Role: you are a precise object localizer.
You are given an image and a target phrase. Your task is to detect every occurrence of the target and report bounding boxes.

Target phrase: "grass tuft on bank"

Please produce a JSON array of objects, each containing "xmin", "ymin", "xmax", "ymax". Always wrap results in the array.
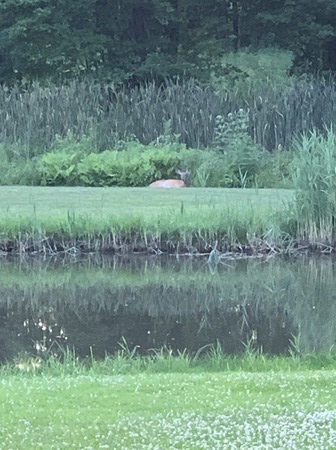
[{"xmin": 4, "ymin": 343, "xmax": 336, "ymax": 377}]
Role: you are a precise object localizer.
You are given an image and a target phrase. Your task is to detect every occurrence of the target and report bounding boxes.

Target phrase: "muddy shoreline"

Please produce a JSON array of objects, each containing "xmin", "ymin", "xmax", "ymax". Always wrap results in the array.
[{"xmin": 0, "ymin": 233, "xmax": 334, "ymax": 256}]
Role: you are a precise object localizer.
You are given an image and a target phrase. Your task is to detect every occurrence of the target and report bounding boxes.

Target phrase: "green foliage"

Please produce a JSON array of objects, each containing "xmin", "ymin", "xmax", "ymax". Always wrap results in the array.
[
  {"xmin": 38, "ymin": 150, "xmax": 83, "ymax": 186},
  {"xmin": 37, "ymin": 133, "xmax": 94, "ymax": 186},
  {"xmin": 214, "ymin": 109, "xmax": 250, "ymax": 149},
  {"xmin": 0, "ymin": 0, "xmax": 335, "ymax": 85},
  {"xmin": 0, "ymin": 132, "xmax": 291, "ymax": 188},
  {"xmin": 254, "ymin": 0, "xmax": 336, "ymax": 74},
  {"xmin": 292, "ymin": 128, "xmax": 336, "ymax": 236},
  {"xmin": 0, "ymin": 145, "xmax": 39, "ymax": 185},
  {"xmin": 194, "ymin": 151, "xmax": 239, "ymax": 188},
  {"xmin": 211, "ymin": 48, "xmax": 294, "ymax": 92},
  {"xmin": 212, "ymin": 110, "xmax": 269, "ymax": 187},
  {"xmin": 0, "ymin": 0, "xmax": 106, "ymax": 83},
  {"xmin": 52, "ymin": 132, "xmax": 94, "ymax": 155},
  {"xmin": 255, "ymin": 150, "xmax": 295, "ymax": 188},
  {"xmin": 195, "ymin": 110, "xmax": 292, "ymax": 189},
  {"xmin": 78, "ymin": 145, "xmax": 200, "ymax": 187},
  {"xmin": 37, "ymin": 142, "xmax": 202, "ymax": 187},
  {"xmin": 2, "ymin": 78, "xmax": 336, "ymax": 155}
]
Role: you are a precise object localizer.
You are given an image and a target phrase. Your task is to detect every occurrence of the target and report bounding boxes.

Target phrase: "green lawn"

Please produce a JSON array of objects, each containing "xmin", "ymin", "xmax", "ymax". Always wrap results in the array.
[
  {"xmin": 0, "ymin": 370, "xmax": 335, "ymax": 449},
  {"xmin": 0, "ymin": 186, "xmax": 292, "ymax": 220},
  {"xmin": 0, "ymin": 186, "xmax": 295, "ymax": 252}
]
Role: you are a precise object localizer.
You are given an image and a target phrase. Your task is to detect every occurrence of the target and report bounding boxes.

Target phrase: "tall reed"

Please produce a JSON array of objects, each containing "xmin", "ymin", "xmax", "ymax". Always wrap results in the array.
[
  {"xmin": 292, "ymin": 128, "xmax": 336, "ymax": 242},
  {"xmin": 1, "ymin": 78, "xmax": 336, "ymax": 155}
]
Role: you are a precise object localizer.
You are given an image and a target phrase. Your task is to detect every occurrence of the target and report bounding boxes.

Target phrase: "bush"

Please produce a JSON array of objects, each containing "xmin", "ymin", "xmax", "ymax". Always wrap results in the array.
[
  {"xmin": 36, "ymin": 133, "xmax": 95, "ymax": 186},
  {"xmin": 211, "ymin": 110, "xmax": 269, "ymax": 187},
  {"xmin": 37, "ymin": 142, "xmax": 203, "ymax": 187},
  {"xmin": 38, "ymin": 150, "xmax": 84, "ymax": 186},
  {"xmin": 78, "ymin": 145, "xmax": 202, "ymax": 187},
  {"xmin": 193, "ymin": 151, "xmax": 238, "ymax": 187},
  {"xmin": 255, "ymin": 150, "xmax": 295, "ymax": 188},
  {"xmin": 0, "ymin": 145, "xmax": 39, "ymax": 185}
]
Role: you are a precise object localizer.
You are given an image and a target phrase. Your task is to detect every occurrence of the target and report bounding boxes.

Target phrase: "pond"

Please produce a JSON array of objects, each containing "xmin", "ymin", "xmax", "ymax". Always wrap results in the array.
[{"xmin": 0, "ymin": 254, "xmax": 335, "ymax": 363}]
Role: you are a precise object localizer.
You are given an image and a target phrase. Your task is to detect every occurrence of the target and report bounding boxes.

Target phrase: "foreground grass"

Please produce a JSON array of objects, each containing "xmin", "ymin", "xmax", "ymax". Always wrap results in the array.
[{"xmin": 0, "ymin": 369, "xmax": 335, "ymax": 449}]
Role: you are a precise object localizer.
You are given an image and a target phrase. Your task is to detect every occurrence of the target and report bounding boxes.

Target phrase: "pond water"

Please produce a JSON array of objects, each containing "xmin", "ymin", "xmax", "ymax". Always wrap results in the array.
[{"xmin": 0, "ymin": 254, "xmax": 335, "ymax": 362}]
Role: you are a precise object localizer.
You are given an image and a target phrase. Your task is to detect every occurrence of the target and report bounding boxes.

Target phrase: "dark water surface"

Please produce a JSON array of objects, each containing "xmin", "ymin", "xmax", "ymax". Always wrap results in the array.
[{"xmin": 0, "ymin": 254, "xmax": 335, "ymax": 362}]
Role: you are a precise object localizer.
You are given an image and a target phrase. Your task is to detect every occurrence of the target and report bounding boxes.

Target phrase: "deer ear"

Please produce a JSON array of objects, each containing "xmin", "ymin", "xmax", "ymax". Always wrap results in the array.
[{"xmin": 175, "ymin": 169, "xmax": 181, "ymax": 175}]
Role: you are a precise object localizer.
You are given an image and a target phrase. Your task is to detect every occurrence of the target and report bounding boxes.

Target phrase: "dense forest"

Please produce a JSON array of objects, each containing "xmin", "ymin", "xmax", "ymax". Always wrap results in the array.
[{"xmin": 0, "ymin": 0, "xmax": 336, "ymax": 84}]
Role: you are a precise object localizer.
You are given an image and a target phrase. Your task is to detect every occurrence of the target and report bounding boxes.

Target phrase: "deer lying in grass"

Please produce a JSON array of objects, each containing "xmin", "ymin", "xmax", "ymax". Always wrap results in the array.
[{"xmin": 149, "ymin": 170, "xmax": 191, "ymax": 188}]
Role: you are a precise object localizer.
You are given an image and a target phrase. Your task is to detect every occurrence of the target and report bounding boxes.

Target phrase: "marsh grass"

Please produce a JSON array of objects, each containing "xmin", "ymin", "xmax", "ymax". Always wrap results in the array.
[
  {"xmin": 5, "ymin": 339, "xmax": 336, "ymax": 376},
  {"xmin": 292, "ymin": 128, "xmax": 336, "ymax": 244},
  {"xmin": 1, "ymin": 77, "xmax": 336, "ymax": 153}
]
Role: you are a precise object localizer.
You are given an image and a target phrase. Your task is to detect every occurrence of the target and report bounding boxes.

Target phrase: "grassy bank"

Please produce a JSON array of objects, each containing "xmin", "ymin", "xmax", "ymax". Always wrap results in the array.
[
  {"xmin": 0, "ymin": 186, "xmax": 293, "ymax": 254},
  {"xmin": 0, "ymin": 366, "xmax": 335, "ymax": 449}
]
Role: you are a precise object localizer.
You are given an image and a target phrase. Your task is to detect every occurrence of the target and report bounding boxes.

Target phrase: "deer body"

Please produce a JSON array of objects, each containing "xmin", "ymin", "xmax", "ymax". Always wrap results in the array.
[
  {"xmin": 149, "ymin": 179, "xmax": 186, "ymax": 188},
  {"xmin": 149, "ymin": 170, "xmax": 191, "ymax": 188}
]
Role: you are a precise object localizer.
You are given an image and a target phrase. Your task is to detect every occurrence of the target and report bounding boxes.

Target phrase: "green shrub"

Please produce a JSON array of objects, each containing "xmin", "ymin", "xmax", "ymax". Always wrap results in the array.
[
  {"xmin": 78, "ymin": 145, "xmax": 202, "ymax": 187},
  {"xmin": 255, "ymin": 150, "xmax": 295, "ymax": 188},
  {"xmin": 77, "ymin": 152, "xmax": 117, "ymax": 186},
  {"xmin": 194, "ymin": 151, "xmax": 239, "ymax": 187},
  {"xmin": 0, "ymin": 145, "xmax": 39, "ymax": 185},
  {"xmin": 37, "ymin": 133, "xmax": 95, "ymax": 186},
  {"xmin": 212, "ymin": 110, "xmax": 269, "ymax": 187},
  {"xmin": 38, "ymin": 150, "xmax": 84, "ymax": 186},
  {"xmin": 36, "ymin": 142, "xmax": 203, "ymax": 187}
]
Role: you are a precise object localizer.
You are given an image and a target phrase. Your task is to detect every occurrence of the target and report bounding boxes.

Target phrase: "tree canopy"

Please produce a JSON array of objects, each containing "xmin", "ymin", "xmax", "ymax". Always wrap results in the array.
[{"xmin": 0, "ymin": 0, "xmax": 335, "ymax": 84}]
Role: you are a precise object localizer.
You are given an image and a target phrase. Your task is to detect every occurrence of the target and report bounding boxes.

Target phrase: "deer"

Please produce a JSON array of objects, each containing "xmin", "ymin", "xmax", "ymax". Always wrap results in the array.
[{"xmin": 148, "ymin": 169, "xmax": 191, "ymax": 188}]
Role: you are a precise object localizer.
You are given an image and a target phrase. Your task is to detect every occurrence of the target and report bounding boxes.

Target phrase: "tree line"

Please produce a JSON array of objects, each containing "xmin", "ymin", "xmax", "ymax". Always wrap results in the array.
[{"xmin": 0, "ymin": 0, "xmax": 335, "ymax": 85}]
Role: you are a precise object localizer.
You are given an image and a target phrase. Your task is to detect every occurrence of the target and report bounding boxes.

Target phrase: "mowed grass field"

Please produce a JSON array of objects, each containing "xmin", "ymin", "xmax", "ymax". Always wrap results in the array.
[
  {"xmin": 0, "ymin": 186, "xmax": 292, "ymax": 220},
  {"xmin": 0, "ymin": 370, "xmax": 335, "ymax": 449},
  {"xmin": 0, "ymin": 186, "xmax": 295, "ymax": 251}
]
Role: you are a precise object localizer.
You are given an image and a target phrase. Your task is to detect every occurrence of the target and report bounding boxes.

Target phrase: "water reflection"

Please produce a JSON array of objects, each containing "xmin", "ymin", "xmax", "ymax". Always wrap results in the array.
[{"xmin": 0, "ymin": 254, "xmax": 335, "ymax": 362}]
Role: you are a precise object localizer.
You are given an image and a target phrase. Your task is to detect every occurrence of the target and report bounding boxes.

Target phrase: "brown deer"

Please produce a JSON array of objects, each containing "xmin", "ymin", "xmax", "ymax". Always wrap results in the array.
[{"xmin": 148, "ymin": 169, "xmax": 191, "ymax": 188}]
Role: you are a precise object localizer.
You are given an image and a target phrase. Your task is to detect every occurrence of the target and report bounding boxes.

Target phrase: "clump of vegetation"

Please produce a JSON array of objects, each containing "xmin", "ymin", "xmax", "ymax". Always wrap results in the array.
[
  {"xmin": 0, "ymin": 145, "xmax": 38, "ymax": 185},
  {"xmin": 4, "ymin": 339, "xmax": 336, "ymax": 375},
  {"xmin": 211, "ymin": 48, "xmax": 294, "ymax": 92},
  {"xmin": 255, "ymin": 150, "xmax": 295, "ymax": 188},
  {"xmin": 292, "ymin": 128, "xmax": 336, "ymax": 242},
  {"xmin": 209, "ymin": 109, "xmax": 269, "ymax": 187},
  {"xmin": 37, "ymin": 141, "xmax": 201, "ymax": 187},
  {"xmin": 0, "ymin": 76, "xmax": 336, "ymax": 155}
]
